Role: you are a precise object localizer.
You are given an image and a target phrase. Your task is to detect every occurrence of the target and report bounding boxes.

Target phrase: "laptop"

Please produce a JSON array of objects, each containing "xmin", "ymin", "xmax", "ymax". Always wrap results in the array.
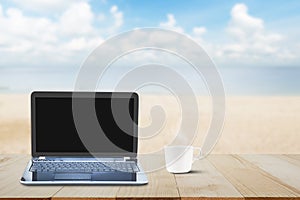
[{"xmin": 20, "ymin": 91, "xmax": 148, "ymax": 185}]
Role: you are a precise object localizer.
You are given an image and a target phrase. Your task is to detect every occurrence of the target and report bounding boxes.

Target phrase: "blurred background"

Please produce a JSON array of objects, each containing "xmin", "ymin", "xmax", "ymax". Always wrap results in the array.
[{"xmin": 0, "ymin": 0, "xmax": 300, "ymax": 154}]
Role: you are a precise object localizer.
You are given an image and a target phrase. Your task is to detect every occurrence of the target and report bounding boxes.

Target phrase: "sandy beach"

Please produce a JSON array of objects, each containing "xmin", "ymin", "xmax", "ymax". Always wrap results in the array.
[{"xmin": 0, "ymin": 94, "xmax": 299, "ymax": 154}]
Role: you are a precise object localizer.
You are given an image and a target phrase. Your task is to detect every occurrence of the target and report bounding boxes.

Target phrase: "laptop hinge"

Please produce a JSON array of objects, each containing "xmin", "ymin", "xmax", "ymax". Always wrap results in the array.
[
  {"xmin": 124, "ymin": 157, "xmax": 130, "ymax": 161},
  {"xmin": 124, "ymin": 156, "xmax": 137, "ymax": 162},
  {"xmin": 38, "ymin": 156, "xmax": 46, "ymax": 160}
]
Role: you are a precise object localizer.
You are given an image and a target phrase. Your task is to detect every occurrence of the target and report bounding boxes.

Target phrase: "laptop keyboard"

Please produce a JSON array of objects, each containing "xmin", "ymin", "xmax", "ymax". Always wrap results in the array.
[{"xmin": 30, "ymin": 161, "xmax": 140, "ymax": 173}]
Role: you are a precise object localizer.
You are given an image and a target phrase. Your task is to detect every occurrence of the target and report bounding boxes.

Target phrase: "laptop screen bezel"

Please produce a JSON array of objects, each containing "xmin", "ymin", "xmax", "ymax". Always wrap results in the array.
[{"xmin": 31, "ymin": 91, "xmax": 138, "ymax": 157}]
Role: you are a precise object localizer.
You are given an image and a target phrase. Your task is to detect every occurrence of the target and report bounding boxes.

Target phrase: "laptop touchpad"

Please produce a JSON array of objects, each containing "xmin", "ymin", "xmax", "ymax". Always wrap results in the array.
[{"xmin": 54, "ymin": 173, "xmax": 91, "ymax": 180}]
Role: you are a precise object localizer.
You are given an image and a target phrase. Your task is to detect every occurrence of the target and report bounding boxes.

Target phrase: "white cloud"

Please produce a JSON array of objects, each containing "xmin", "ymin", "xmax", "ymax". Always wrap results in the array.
[
  {"xmin": 59, "ymin": 2, "xmax": 95, "ymax": 36},
  {"xmin": 159, "ymin": 14, "xmax": 184, "ymax": 33},
  {"xmin": 193, "ymin": 27, "xmax": 207, "ymax": 35},
  {"xmin": 63, "ymin": 37, "xmax": 103, "ymax": 51},
  {"xmin": 11, "ymin": 0, "xmax": 87, "ymax": 14},
  {"xmin": 0, "ymin": 7, "xmax": 57, "ymax": 52},
  {"xmin": 191, "ymin": 26, "xmax": 207, "ymax": 44},
  {"xmin": 156, "ymin": 4, "xmax": 297, "ymax": 66},
  {"xmin": 0, "ymin": 2, "xmax": 123, "ymax": 67},
  {"xmin": 0, "ymin": 2, "xmax": 298, "ymax": 69},
  {"xmin": 110, "ymin": 5, "xmax": 123, "ymax": 31},
  {"xmin": 0, "ymin": 4, "xmax": 3, "ymax": 16},
  {"xmin": 97, "ymin": 13, "xmax": 106, "ymax": 22},
  {"xmin": 159, "ymin": 14, "xmax": 207, "ymax": 46},
  {"xmin": 221, "ymin": 3, "xmax": 285, "ymax": 59}
]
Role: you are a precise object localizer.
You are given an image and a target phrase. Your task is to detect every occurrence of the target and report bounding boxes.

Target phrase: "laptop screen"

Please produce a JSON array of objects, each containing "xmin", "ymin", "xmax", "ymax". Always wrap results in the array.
[{"xmin": 31, "ymin": 92, "xmax": 138, "ymax": 157}]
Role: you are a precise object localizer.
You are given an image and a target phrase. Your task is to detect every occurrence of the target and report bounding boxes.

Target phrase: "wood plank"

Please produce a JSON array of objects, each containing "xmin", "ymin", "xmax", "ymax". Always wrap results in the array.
[
  {"xmin": 175, "ymin": 157, "xmax": 242, "ymax": 200},
  {"xmin": 52, "ymin": 186, "xmax": 119, "ymax": 200},
  {"xmin": 1, "ymin": 154, "xmax": 300, "ymax": 199},
  {"xmin": 241, "ymin": 155, "xmax": 300, "ymax": 194},
  {"xmin": 283, "ymin": 155, "xmax": 300, "ymax": 166},
  {"xmin": 116, "ymin": 154, "xmax": 180, "ymax": 199},
  {"xmin": 0, "ymin": 154, "xmax": 26, "ymax": 167},
  {"xmin": 0, "ymin": 155, "xmax": 62, "ymax": 199},
  {"xmin": 286, "ymin": 155, "xmax": 300, "ymax": 161},
  {"xmin": 277, "ymin": 155, "xmax": 300, "ymax": 170},
  {"xmin": 208, "ymin": 155, "xmax": 299, "ymax": 198}
]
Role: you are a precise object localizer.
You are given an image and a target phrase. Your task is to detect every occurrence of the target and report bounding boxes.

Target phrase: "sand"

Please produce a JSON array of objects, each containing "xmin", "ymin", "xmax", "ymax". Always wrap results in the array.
[
  {"xmin": 0, "ymin": 94, "xmax": 30, "ymax": 154},
  {"xmin": 0, "ymin": 94, "xmax": 300, "ymax": 154}
]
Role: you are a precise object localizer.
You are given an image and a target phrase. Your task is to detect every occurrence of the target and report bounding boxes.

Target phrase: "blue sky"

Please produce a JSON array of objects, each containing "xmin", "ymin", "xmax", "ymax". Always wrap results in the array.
[
  {"xmin": 0, "ymin": 0, "xmax": 299, "ymax": 69},
  {"xmin": 0, "ymin": 0, "xmax": 300, "ymax": 93}
]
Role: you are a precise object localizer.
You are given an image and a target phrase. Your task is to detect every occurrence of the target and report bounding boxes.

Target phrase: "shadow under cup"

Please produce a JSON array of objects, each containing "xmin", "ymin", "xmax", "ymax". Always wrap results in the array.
[{"xmin": 164, "ymin": 146, "xmax": 202, "ymax": 174}]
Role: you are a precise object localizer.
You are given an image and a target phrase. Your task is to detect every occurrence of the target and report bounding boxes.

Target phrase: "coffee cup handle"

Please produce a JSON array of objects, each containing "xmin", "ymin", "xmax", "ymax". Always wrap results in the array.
[{"xmin": 193, "ymin": 147, "xmax": 203, "ymax": 162}]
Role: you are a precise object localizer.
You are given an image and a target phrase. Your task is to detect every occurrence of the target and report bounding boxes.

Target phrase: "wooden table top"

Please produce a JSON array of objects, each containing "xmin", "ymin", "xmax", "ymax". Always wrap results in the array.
[{"xmin": 0, "ymin": 154, "xmax": 299, "ymax": 199}]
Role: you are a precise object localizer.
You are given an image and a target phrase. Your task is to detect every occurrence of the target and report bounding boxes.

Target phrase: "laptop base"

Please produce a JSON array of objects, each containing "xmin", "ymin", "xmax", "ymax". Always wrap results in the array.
[{"xmin": 20, "ymin": 160, "xmax": 148, "ymax": 185}]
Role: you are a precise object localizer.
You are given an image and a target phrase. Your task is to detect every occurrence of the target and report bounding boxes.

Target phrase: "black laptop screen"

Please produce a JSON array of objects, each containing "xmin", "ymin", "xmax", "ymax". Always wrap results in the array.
[{"xmin": 32, "ymin": 92, "xmax": 138, "ymax": 156}]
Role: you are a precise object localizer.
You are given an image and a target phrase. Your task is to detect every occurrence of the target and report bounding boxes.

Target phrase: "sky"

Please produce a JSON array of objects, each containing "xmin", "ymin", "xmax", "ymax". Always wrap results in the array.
[
  {"xmin": 0, "ymin": 0, "xmax": 300, "ymax": 70},
  {"xmin": 0, "ymin": 0, "xmax": 300, "ymax": 94}
]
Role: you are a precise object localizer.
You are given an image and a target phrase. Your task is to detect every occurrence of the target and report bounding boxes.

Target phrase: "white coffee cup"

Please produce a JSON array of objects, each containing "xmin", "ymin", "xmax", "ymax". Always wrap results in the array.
[{"xmin": 164, "ymin": 145, "xmax": 202, "ymax": 173}]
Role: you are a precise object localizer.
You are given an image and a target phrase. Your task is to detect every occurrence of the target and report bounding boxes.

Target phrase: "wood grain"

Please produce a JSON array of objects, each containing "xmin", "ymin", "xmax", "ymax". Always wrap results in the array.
[
  {"xmin": 0, "ymin": 154, "xmax": 26, "ymax": 167},
  {"xmin": 1, "ymin": 154, "xmax": 300, "ymax": 199},
  {"xmin": 286, "ymin": 155, "xmax": 300, "ymax": 161},
  {"xmin": 0, "ymin": 155, "xmax": 62, "ymax": 199},
  {"xmin": 240, "ymin": 155, "xmax": 300, "ymax": 194},
  {"xmin": 175, "ymin": 157, "xmax": 242, "ymax": 200},
  {"xmin": 282, "ymin": 155, "xmax": 300, "ymax": 167},
  {"xmin": 116, "ymin": 155, "xmax": 180, "ymax": 199},
  {"xmin": 208, "ymin": 155, "xmax": 299, "ymax": 198},
  {"xmin": 52, "ymin": 186, "xmax": 119, "ymax": 200}
]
